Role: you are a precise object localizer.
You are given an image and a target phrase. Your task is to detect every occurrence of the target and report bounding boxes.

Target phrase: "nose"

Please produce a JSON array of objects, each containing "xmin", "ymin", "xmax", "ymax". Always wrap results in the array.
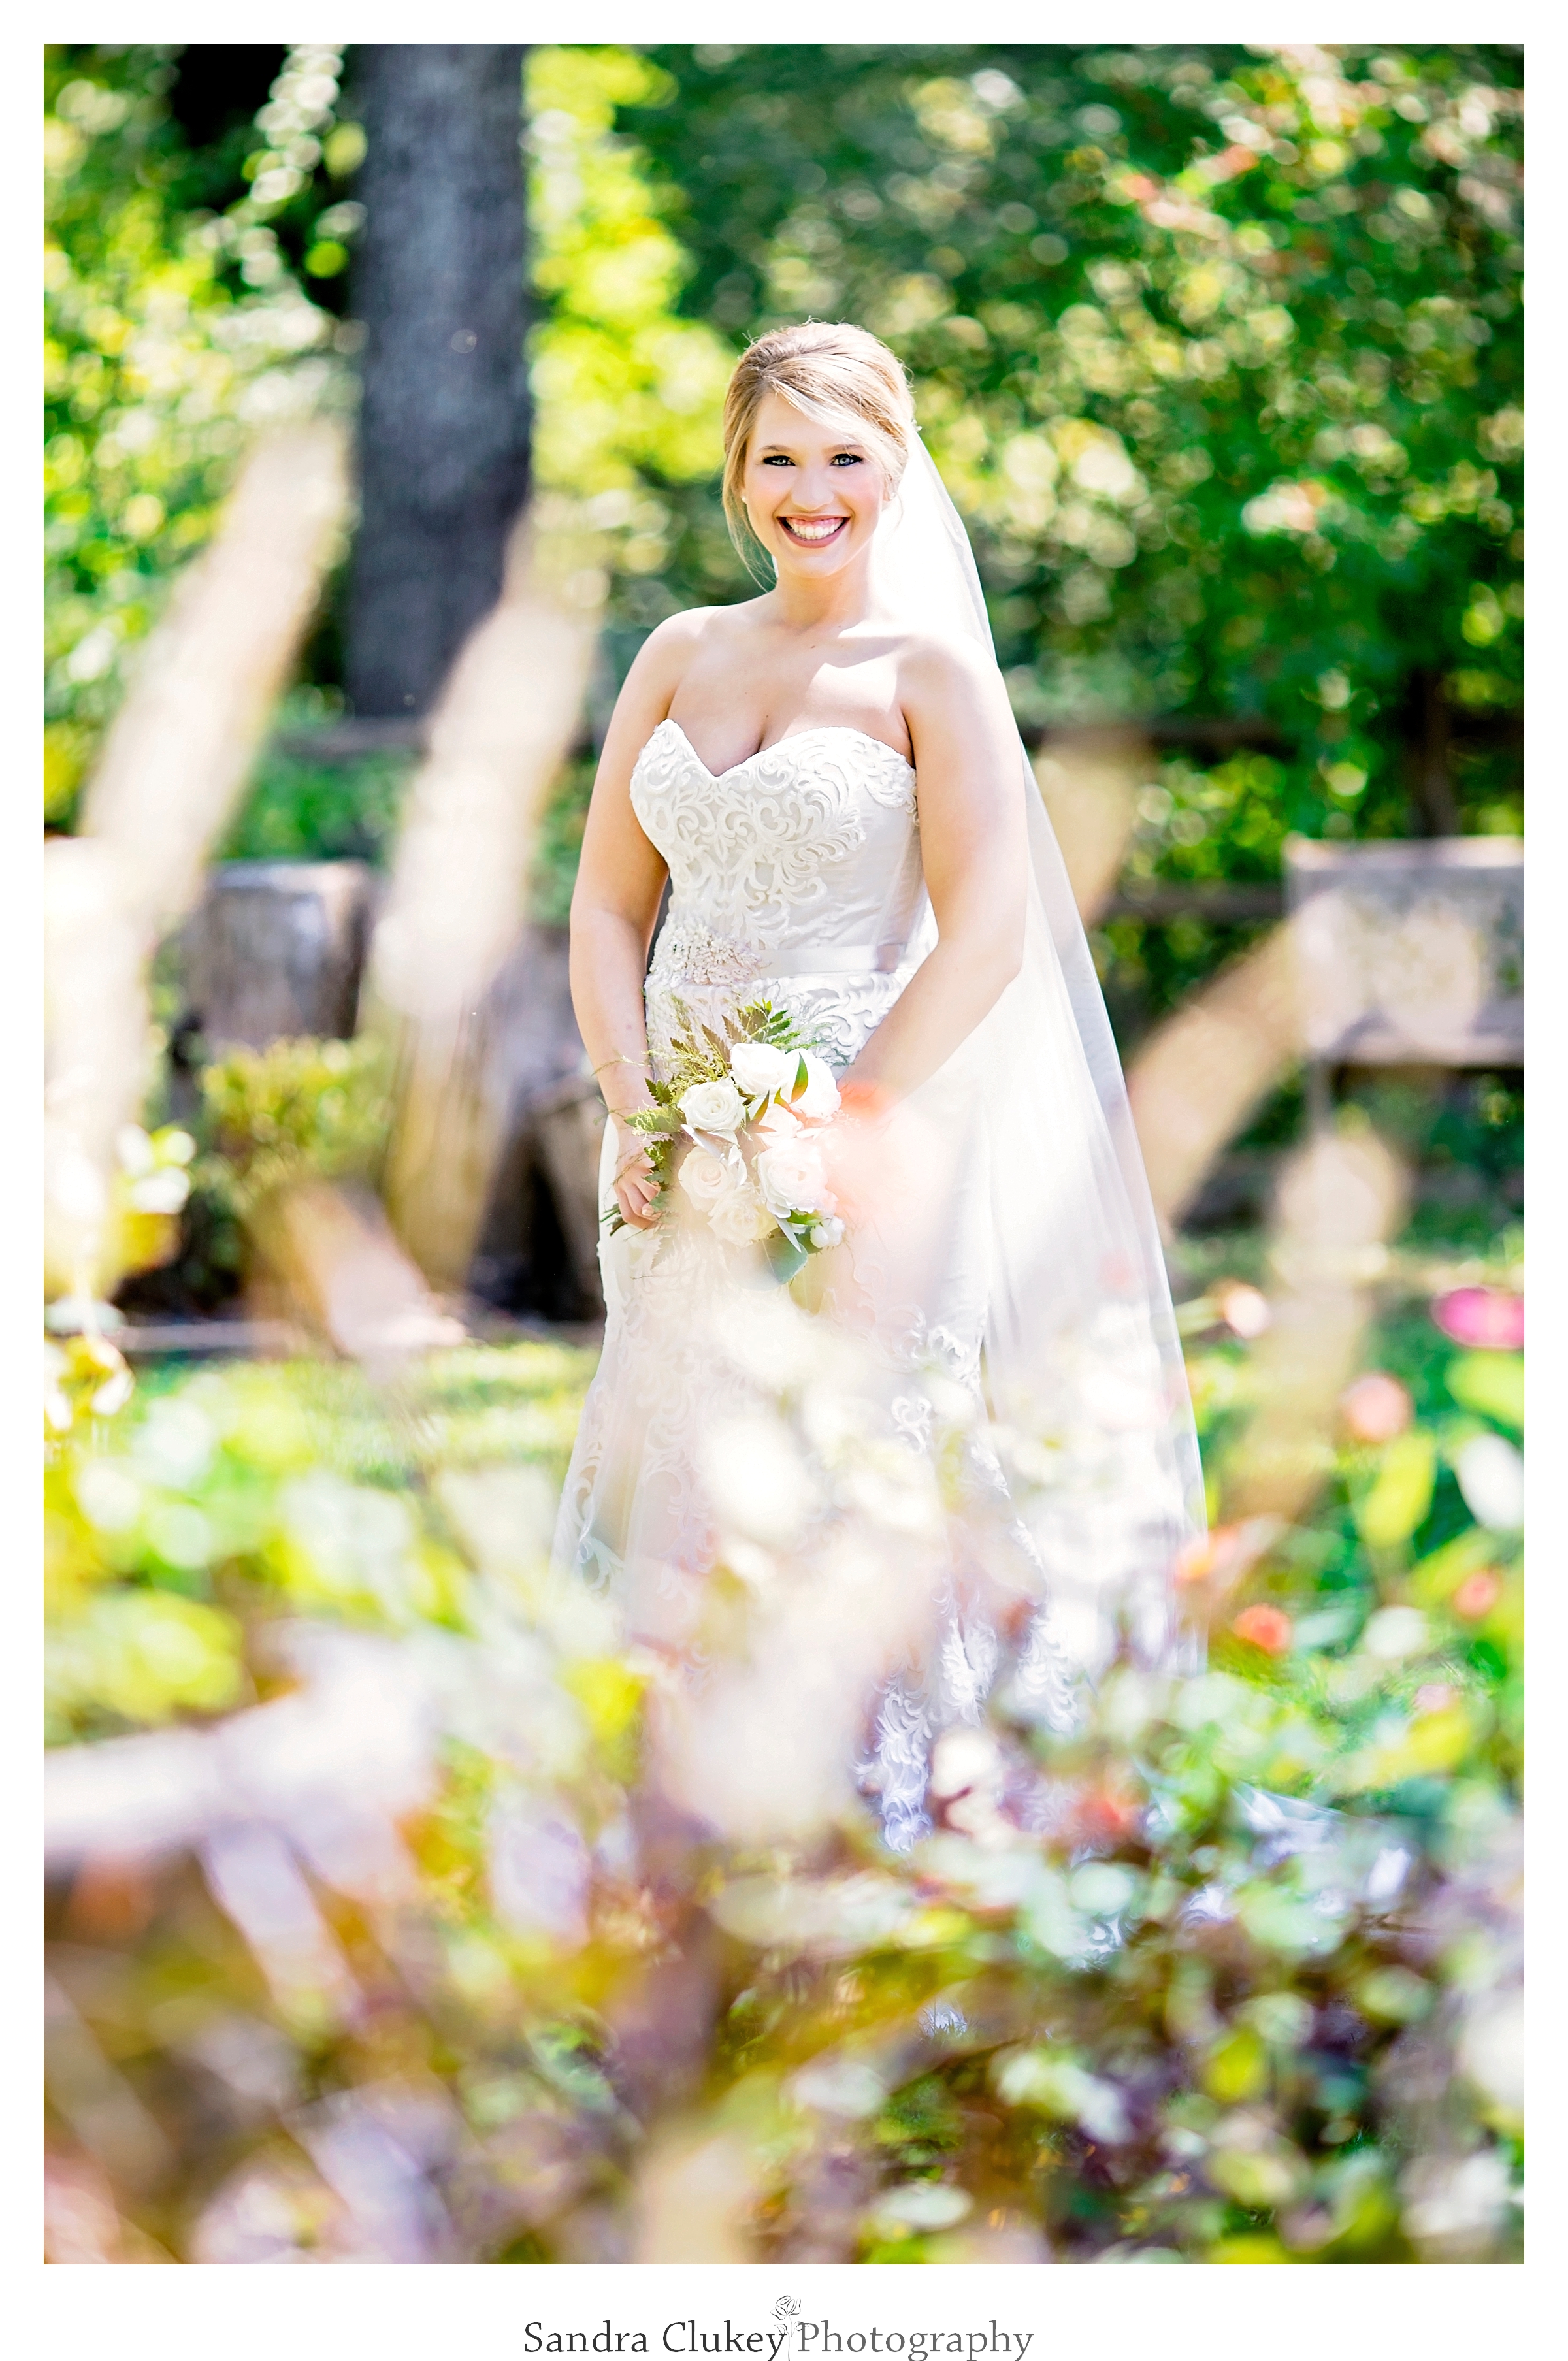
[{"xmin": 789, "ymin": 473, "xmax": 843, "ymax": 512}]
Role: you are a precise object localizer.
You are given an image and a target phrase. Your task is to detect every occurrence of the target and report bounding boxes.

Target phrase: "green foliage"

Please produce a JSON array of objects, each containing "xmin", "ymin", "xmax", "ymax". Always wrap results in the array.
[
  {"xmin": 219, "ymin": 719, "xmax": 414, "ymax": 867},
  {"xmin": 527, "ymin": 47, "xmax": 737, "ymax": 549},
  {"xmin": 629, "ymin": 44, "xmax": 1521, "ymax": 729},
  {"xmin": 44, "ymin": 46, "xmax": 349, "ymax": 821},
  {"xmin": 604, "ymin": 44, "xmax": 1522, "ymax": 1017},
  {"xmin": 44, "ymin": 1343, "xmax": 598, "ymax": 1742},
  {"xmin": 197, "ymin": 1034, "xmax": 394, "ymax": 1223},
  {"xmin": 44, "ymin": 1268, "xmax": 1521, "ymax": 2260},
  {"xmin": 530, "ymin": 752, "xmax": 596, "ymax": 926}
]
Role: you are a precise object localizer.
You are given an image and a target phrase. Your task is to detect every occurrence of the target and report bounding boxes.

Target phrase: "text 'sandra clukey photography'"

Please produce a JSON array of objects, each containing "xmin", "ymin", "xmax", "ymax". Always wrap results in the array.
[{"xmin": 523, "ymin": 2323, "xmax": 1039, "ymax": 2356}]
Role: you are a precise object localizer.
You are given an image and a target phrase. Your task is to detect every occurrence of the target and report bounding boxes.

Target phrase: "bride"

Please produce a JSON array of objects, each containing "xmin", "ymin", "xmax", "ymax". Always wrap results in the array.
[{"xmin": 555, "ymin": 322, "xmax": 1201, "ymax": 1851}]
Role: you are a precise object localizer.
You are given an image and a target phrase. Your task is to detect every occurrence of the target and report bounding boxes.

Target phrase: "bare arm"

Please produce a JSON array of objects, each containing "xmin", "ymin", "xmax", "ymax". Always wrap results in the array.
[
  {"xmin": 568, "ymin": 614, "xmax": 704, "ymax": 1226},
  {"xmin": 841, "ymin": 635, "xmax": 1028, "ymax": 1104}
]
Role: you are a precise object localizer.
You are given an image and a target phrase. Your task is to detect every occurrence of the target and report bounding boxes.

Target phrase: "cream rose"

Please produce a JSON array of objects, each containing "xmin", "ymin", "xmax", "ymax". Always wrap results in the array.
[
  {"xmin": 755, "ymin": 1141, "xmax": 835, "ymax": 1221},
  {"xmin": 791, "ymin": 1050, "xmax": 841, "ymax": 1120},
  {"xmin": 708, "ymin": 1184, "xmax": 779, "ymax": 1245},
  {"xmin": 730, "ymin": 1040, "xmax": 797, "ymax": 1100},
  {"xmin": 678, "ymin": 1146, "xmax": 738, "ymax": 1211},
  {"xmin": 679, "ymin": 1077, "xmax": 746, "ymax": 1135}
]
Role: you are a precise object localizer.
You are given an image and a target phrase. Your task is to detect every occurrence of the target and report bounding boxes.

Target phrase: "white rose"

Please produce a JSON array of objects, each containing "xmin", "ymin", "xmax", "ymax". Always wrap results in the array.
[
  {"xmin": 679, "ymin": 1077, "xmax": 746, "ymax": 1134},
  {"xmin": 708, "ymin": 1184, "xmax": 779, "ymax": 1245},
  {"xmin": 678, "ymin": 1146, "xmax": 738, "ymax": 1210},
  {"xmin": 730, "ymin": 1040, "xmax": 797, "ymax": 1099},
  {"xmin": 809, "ymin": 1216, "xmax": 845, "ymax": 1250},
  {"xmin": 753, "ymin": 1100, "xmax": 801, "ymax": 1139},
  {"xmin": 791, "ymin": 1051, "xmax": 841, "ymax": 1120},
  {"xmin": 755, "ymin": 1141, "xmax": 835, "ymax": 1221}
]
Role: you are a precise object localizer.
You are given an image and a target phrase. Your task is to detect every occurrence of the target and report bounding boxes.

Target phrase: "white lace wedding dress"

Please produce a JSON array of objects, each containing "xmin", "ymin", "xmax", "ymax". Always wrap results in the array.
[
  {"xmin": 553, "ymin": 429, "xmax": 1200, "ymax": 1854},
  {"xmin": 553, "ymin": 715, "xmax": 1182, "ymax": 1850}
]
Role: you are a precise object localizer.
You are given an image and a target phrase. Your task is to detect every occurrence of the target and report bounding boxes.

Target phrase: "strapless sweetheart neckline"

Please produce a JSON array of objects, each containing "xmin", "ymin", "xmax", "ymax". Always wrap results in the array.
[{"xmin": 654, "ymin": 715, "xmax": 915, "ymax": 783}]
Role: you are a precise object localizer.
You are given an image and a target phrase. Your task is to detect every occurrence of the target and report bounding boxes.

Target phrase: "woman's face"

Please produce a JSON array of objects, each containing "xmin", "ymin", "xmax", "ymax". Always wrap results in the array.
[{"xmin": 740, "ymin": 389, "xmax": 892, "ymax": 579}]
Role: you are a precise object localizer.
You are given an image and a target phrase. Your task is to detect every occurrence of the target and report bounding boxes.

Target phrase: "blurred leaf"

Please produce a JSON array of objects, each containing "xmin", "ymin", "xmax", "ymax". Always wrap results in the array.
[
  {"xmin": 1445, "ymin": 1350, "xmax": 1523, "ymax": 1431},
  {"xmin": 1354, "ymin": 1430, "xmax": 1438, "ymax": 1549},
  {"xmin": 1201, "ymin": 2024, "xmax": 1269, "ymax": 2104}
]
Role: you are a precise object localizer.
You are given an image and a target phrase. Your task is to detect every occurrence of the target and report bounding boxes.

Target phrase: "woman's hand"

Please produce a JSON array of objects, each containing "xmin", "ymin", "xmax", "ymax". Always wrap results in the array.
[
  {"xmin": 817, "ymin": 1073, "xmax": 896, "ymax": 1231},
  {"xmin": 610, "ymin": 1122, "xmax": 661, "ymax": 1229}
]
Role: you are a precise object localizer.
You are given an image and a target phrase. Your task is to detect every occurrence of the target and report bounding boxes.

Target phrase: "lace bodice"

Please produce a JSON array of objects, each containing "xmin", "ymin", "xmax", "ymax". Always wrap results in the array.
[
  {"xmin": 631, "ymin": 719, "xmax": 934, "ymax": 1069},
  {"xmin": 555, "ymin": 448, "xmax": 1201, "ymax": 1863}
]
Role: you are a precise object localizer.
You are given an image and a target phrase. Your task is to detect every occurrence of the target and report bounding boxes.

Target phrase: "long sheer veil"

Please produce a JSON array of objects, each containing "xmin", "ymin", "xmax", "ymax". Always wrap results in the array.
[{"xmin": 874, "ymin": 434, "xmax": 1205, "ymax": 1672}]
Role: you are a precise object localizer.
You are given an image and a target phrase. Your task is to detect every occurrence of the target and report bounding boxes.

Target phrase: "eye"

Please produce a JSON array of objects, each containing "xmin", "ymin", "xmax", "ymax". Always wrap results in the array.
[
  {"xmin": 830, "ymin": 453, "xmax": 863, "ymax": 466},
  {"xmin": 760, "ymin": 455, "xmax": 794, "ymax": 466}
]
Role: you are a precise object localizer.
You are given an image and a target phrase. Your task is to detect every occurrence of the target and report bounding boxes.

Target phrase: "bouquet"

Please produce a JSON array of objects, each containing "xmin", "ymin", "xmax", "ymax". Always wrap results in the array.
[{"xmin": 607, "ymin": 1000, "xmax": 845, "ymax": 1280}]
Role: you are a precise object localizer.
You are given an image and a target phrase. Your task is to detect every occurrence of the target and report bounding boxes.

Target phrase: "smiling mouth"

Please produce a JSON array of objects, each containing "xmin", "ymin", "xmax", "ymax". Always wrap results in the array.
[{"xmin": 778, "ymin": 515, "xmax": 849, "ymax": 547}]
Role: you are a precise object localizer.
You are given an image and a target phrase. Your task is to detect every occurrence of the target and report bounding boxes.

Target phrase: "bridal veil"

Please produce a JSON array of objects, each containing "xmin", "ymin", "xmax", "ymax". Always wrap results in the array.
[{"xmin": 869, "ymin": 434, "xmax": 1205, "ymax": 1675}]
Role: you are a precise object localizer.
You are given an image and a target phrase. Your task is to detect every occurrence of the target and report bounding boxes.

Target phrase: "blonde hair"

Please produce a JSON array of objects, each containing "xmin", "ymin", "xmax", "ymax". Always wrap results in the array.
[{"xmin": 721, "ymin": 321, "xmax": 916, "ymax": 572}]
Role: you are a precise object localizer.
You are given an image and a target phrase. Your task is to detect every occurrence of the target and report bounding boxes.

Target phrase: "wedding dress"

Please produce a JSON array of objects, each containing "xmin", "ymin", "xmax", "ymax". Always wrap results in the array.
[{"xmin": 553, "ymin": 440, "xmax": 1203, "ymax": 1853}]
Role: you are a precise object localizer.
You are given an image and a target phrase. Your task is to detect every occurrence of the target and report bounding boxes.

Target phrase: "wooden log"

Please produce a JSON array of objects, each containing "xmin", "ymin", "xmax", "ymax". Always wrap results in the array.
[
  {"xmin": 460, "ymin": 926, "xmax": 602, "ymax": 1317},
  {"xmin": 182, "ymin": 860, "xmax": 376, "ymax": 1050},
  {"xmin": 529, "ymin": 1077, "xmax": 608, "ymax": 1315}
]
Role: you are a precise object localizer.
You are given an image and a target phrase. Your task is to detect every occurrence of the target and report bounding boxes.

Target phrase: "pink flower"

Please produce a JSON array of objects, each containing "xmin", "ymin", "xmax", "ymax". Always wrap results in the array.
[
  {"xmin": 1339, "ymin": 1372, "xmax": 1413, "ymax": 1444},
  {"xmin": 1172, "ymin": 1518, "xmax": 1282, "ymax": 1591},
  {"xmin": 1216, "ymin": 1281, "xmax": 1271, "ymax": 1340},
  {"xmin": 1232, "ymin": 1604, "xmax": 1293, "ymax": 1657},
  {"xmin": 1453, "ymin": 1570, "xmax": 1501, "ymax": 1621},
  {"xmin": 1431, "ymin": 1288, "xmax": 1524, "ymax": 1350}
]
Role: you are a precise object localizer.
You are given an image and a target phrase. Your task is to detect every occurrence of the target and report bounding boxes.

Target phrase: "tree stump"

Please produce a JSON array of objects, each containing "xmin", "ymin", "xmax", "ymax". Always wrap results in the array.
[
  {"xmin": 465, "ymin": 928, "xmax": 606, "ymax": 1320},
  {"xmin": 182, "ymin": 861, "xmax": 376, "ymax": 1050}
]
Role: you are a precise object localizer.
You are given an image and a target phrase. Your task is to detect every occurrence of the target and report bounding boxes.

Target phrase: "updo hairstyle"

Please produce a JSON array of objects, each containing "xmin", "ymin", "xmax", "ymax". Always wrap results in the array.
[{"xmin": 720, "ymin": 321, "xmax": 916, "ymax": 572}]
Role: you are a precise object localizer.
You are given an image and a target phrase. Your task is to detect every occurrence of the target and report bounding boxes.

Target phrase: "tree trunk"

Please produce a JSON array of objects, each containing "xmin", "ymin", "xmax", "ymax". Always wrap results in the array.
[
  {"xmin": 1405, "ymin": 666, "xmax": 1461, "ymax": 836},
  {"xmin": 345, "ymin": 44, "xmax": 531, "ymax": 719}
]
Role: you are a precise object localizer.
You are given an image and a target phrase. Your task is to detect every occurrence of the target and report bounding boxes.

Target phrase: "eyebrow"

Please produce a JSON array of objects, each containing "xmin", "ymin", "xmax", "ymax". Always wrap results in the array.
[{"xmin": 755, "ymin": 439, "xmax": 868, "ymax": 454}]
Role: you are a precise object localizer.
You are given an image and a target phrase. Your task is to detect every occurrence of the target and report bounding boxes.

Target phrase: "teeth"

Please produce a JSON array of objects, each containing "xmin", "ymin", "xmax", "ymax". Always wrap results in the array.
[{"xmin": 785, "ymin": 518, "xmax": 845, "ymax": 541}]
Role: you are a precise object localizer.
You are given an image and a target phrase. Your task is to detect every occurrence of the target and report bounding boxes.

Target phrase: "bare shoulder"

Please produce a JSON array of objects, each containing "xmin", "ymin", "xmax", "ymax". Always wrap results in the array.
[
  {"xmin": 627, "ymin": 603, "xmax": 717, "ymax": 680},
  {"xmin": 626, "ymin": 600, "xmax": 759, "ymax": 689},
  {"xmin": 894, "ymin": 627, "xmax": 1011, "ymax": 728},
  {"xmin": 601, "ymin": 602, "xmax": 762, "ymax": 773},
  {"xmin": 897, "ymin": 627, "xmax": 1000, "ymax": 693}
]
